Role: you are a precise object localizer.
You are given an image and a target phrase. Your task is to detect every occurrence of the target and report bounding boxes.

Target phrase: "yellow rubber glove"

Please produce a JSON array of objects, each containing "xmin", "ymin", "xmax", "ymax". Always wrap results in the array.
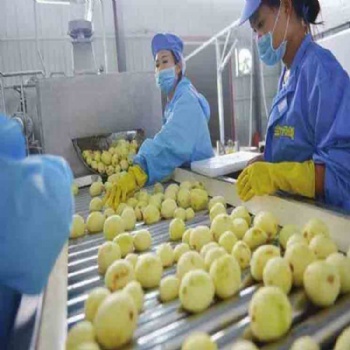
[
  {"xmin": 103, "ymin": 165, "xmax": 147, "ymax": 210},
  {"xmin": 237, "ymin": 161, "xmax": 315, "ymax": 202}
]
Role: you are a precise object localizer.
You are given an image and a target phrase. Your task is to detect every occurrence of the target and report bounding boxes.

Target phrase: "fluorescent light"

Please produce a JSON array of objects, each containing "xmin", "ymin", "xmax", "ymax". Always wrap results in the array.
[{"xmin": 36, "ymin": 0, "xmax": 70, "ymax": 5}]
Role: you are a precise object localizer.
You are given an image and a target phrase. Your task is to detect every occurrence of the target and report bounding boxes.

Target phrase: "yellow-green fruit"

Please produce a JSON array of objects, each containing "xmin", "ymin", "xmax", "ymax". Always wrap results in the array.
[
  {"xmin": 75, "ymin": 342, "xmax": 101, "ymax": 350},
  {"xmin": 218, "ymin": 231, "xmax": 238, "ymax": 253},
  {"xmin": 126, "ymin": 197, "xmax": 138, "ymax": 209},
  {"xmin": 97, "ymin": 242, "xmax": 121, "ymax": 274},
  {"xmin": 286, "ymin": 234, "xmax": 308, "ymax": 249},
  {"xmin": 70, "ymin": 214, "xmax": 85, "ymax": 239},
  {"xmin": 309, "ymin": 235, "xmax": 338, "ymax": 259},
  {"xmin": 177, "ymin": 188, "xmax": 191, "ymax": 209},
  {"xmin": 231, "ymin": 218, "xmax": 249, "ymax": 239},
  {"xmin": 116, "ymin": 203, "xmax": 128, "ymax": 216},
  {"xmin": 208, "ymin": 196, "xmax": 226, "ymax": 211},
  {"xmin": 114, "ymin": 233, "xmax": 134, "ymax": 257},
  {"xmin": 66, "ymin": 321, "xmax": 95, "ymax": 350},
  {"xmin": 253, "ymin": 211, "xmax": 278, "ymax": 240},
  {"xmin": 230, "ymin": 206, "xmax": 251, "ymax": 226},
  {"xmin": 204, "ymin": 247, "xmax": 227, "ymax": 271},
  {"xmin": 161, "ymin": 199, "xmax": 178, "ymax": 219},
  {"xmin": 326, "ymin": 253, "xmax": 350, "ymax": 294},
  {"xmin": 185, "ymin": 208, "xmax": 195, "ymax": 221},
  {"xmin": 169, "ymin": 218, "xmax": 186, "ymax": 241},
  {"xmin": 302, "ymin": 218, "xmax": 329, "ymax": 243},
  {"xmin": 179, "ymin": 181, "xmax": 193, "ymax": 191},
  {"xmin": 159, "ymin": 275, "xmax": 180, "ymax": 302},
  {"xmin": 285, "ymin": 243, "xmax": 316, "ymax": 287},
  {"xmin": 232, "ymin": 241, "xmax": 252, "ymax": 269},
  {"xmin": 143, "ymin": 204, "xmax": 161, "ymax": 225},
  {"xmin": 249, "ymin": 286, "xmax": 292, "ymax": 342},
  {"xmin": 89, "ymin": 197, "xmax": 103, "ymax": 212},
  {"xmin": 209, "ymin": 255, "xmax": 241, "ymax": 299},
  {"xmin": 138, "ymin": 189, "xmax": 149, "ymax": 203},
  {"xmin": 177, "ymin": 251, "xmax": 205, "ymax": 280},
  {"xmin": 174, "ymin": 207, "xmax": 187, "ymax": 221},
  {"xmin": 149, "ymin": 195, "xmax": 162, "ymax": 210},
  {"xmin": 157, "ymin": 243, "xmax": 175, "ymax": 267},
  {"xmin": 104, "ymin": 260, "xmax": 134, "ymax": 292},
  {"xmin": 200, "ymin": 242, "xmax": 219, "ymax": 259},
  {"xmin": 89, "ymin": 182, "xmax": 104, "ymax": 197},
  {"xmin": 133, "ymin": 229, "xmax": 152, "ymax": 252},
  {"xmin": 108, "ymin": 174, "xmax": 118, "ymax": 183},
  {"xmin": 209, "ymin": 202, "xmax": 226, "ymax": 222},
  {"xmin": 94, "ymin": 291, "xmax": 138, "ymax": 349},
  {"xmin": 290, "ymin": 336, "xmax": 320, "ymax": 350},
  {"xmin": 250, "ymin": 245, "xmax": 281, "ymax": 281},
  {"xmin": 120, "ymin": 159, "xmax": 129, "ymax": 171},
  {"xmin": 190, "ymin": 188, "xmax": 209, "ymax": 211},
  {"xmin": 134, "ymin": 206, "xmax": 143, "ymax": 222},
  {"xmin": 86, "ymin": 212, "xmax": 105, "ymax": 234},
  {"xmin": 91, "ymin": 160, "xmax": 98, "ymax": 170},
  {"xmin": 278, "ymin": 224, "xmax": 300, "ymax": 250},
  {"xmin": 174, "ymin": 243, "xmax": 191, "ymax": 263},
  {"xmin": 153, "ymin": 182, "xmax": 164, "ymax": 194},
  {"xmin": 334, "ymin": 327, "xmax": 350, "ymax": 350},
  {"xmin": 304, "ymin": 260, "xmax": 340, "ymax": 307},
  {"xmin": 164, "ymin": 189, "xmax": 177, "ymax": 201},
  {"xmin": 86, "ymin": 157, "xmax": 93, "ymax": 166},
  {"xmin": 211, "ymin": 214, "xmax": 235, "ymax": 241},
  {"xmin": 72, "ymin": 183, "xmax": 79, "ymax": 196},
  {"xmin": 135, "ymin": 253, "xmax": 163, "ymax": 288},
  {"xmin": 179, "ymin": 270, "xmax": 215, "ymax": 313},
  {"xmin": 192, "ymin": 181, "xmax": 206, "ymax": 190},
  {"xmin": 104, "ymin": 208, "xmax": 115, "ymax": 218},
  {"xmin": 243, "ymin": 227, "xmax": 268, "ymax": 250},
  {"xmin": 182, "ymin": 229, "xmax": 192, "ymax": 244},
  {"xmin": 189, "ymin": 226, "xmax": 213, "ymax": 251},
  {"xmin": 181, "ymin": 332, "xmax": 217, "ymax": 350},
  {"xmin": 167, "ymin": 183, "xmax": 180, "ymax": 193},
  {"xmin": 121, "ymin": 207, "xmax": 136, "ymax": 231},
  {"xmin": 84, "ymin": 287, "xmax": 110, "ymax": 322},
  {"xmin": 101, "ymin": 151, "xmax": 112, "ymax": 165},
  {"xmin": 98, "ymin": 162, "xmax": 106, "ymax": 174},
  {"xmin": 125, "ymin": 253, "xmax": 138, "ymax": 268},
  {"xmin": 231, "ymin": 340, "xmax": 258, "ymax": 350},
  {"xmin": 348, "ymin": 247, "xmax": 350, "ymax": 258},
  {"xmin": 103, "ymin": 215, "xmax": 125, "ymax": 241},
  {"xmin": 263, "ymin": 257, "xmax": 292, "ymax": 294},
  {"xmin": 123, "ymin": 281, "xmax": 144, "ymax": 312}
]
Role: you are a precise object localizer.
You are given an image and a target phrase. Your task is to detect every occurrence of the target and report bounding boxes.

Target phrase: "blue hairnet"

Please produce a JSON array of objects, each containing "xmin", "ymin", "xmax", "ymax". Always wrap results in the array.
[{"xmin": 151, "ymin": 33, "xmax": 184, "ymax": 63}]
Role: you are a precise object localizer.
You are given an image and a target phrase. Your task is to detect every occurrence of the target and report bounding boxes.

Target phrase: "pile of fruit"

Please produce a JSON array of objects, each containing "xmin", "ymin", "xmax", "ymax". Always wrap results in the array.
[
  {"xmin": 80, "ymin": 139, "xmax": 139, "ymax": 176},
  {"xmin": 67, "ymin": 181, "xmax": 350, "ymax": 350}
]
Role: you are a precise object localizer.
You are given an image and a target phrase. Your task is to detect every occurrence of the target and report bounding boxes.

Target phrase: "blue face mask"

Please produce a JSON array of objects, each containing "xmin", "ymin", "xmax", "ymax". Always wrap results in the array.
[
  {"xmin": 257, "ymin": 7, "xmax": 290, "ymax": 66},
  {"xmin": 155, "ymin": 66, "xmax": 177, "ymax": 95}
]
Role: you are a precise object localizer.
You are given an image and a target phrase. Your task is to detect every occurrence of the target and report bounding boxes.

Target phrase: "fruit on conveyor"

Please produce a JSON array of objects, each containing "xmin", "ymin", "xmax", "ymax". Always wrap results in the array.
[
  {"xmin": 153, "ymin": 182, "xmax": 164, "ymax": 194},
  {"xmin": 303, "ymin": 260, "xmax": 340, "ymax": 307},
  {"xmin": 208, "ymin": 196, "xmax": 226, "ymax": 211},
  {"xmin": 84, "ymin": 287, "xmax": 110, "ymax": 322},
  {"xmin": 97, "ymin": 242, "xmax": 121, "ymax": 275},
  {"xmin": 125, "ymin": 253, "xmax": 138, "ymax": 268},
  {"xmin": 133, "ymin": 229, "xmax": 152, "ymax": 252},
  {"xmin": 181, "ymin": 332, "xmax": 218, "ymax": 350},
  {"xmin": 209, "ymin": 255, "xmax": 241, "ymax": 299},
  {"xmin": 189, "ymin": 225, "xmax": 213, "ymax": 252},
  {"xmin": 114, "ymin": 233, "xmax": 134, "ymax": 257},
  {"xmin": 123, "ymin": 281, "xmax": 144, "ymax": 313},
  {"xmin": 302, "ymin": 218, "xmax": 329, "ymax": 243},
  {"xmin": 169, "ymin": 218, "xmax": 186, "ymax": 241},
  {"xmin": 174, "ymin": 207, "xmax": 187, "ymax": 221},
  {"xmin": 66, "ymin": 321, "xmax": 95, "ymax": 350},
  {"xmin": 309, "ymin": 235, "xmax": 338, "ymax": 259},
  {"xmin": 253, "ymin": 211, "xmax": 278, "ymax": 240},
  {"xmin": 326, "ymin": 253, "xmax": 350, "ymax": 294},
  {"xmin": 211, "ymin": 214, "xmax": 235, "ymax": 241},
  {"xmin": 157, "ymin": 243, "xmax": 175, "ymax": 267},
  {"xmin": 177, "ymin": 188, "xmax": 191, "ymax": 209},
  {"xmin": 230, "ymin": 340, "xmax": 258, "ymax": 350},
  {"xmin": 249, "ymin": 286, "xmax": 292, "ymax": 341},
  {"xmin": 209, "ymin": 202, "xmax": 226, "ymax": 222},
  {"xmin": 161, "ymin": 199, "xmax": 178, "ymax": 219},
  {"xmin": 142, "ymin": 204, "xmax": 161, "ymax": 225},
  {"xmin": 263, "ymin": 257, "xmax": 292, "ymax": 294},
  {"xmin": 94, "ymin": 291, "xmax": 138, "ymax": 349},
  {"xmin": 286, "ymin": 234, "xmax": 308, "ymax": 249},
  {"xmin": 218, "ymin": 231, "xmax": 238, "ymax": 253},
  {"xmin": 159, "ymin": 275, "xmax": 180, "ymax": 302},
  {"xmin": 103, "ymin": 215, "xmax": 125, "ymax": 241},
  {"xmin": 135, "ymin": 253, "xmax": 163, "ymax": 288},
  {"xmin": 231, "ymin": 241, "xmax": 252, "ymax": 269},
  {"xmin": 75, "ymin": 342, "xmax": 101, "ymax": 350},
  {"xmin": 290, "ymin": 336, "xmax": 320, "ymax": 350},
  {"xmin": 179, "ymin": 270, "xmax": 215, "ymax": 313},
  {"xmin": 185, "ymin": 208, "xmax": 195, "ymax": 221},
  {"xmin": 204, "ymin": 247, "xmax": 227, "ymax": 271},
  {"xmin": 190, "ymin": 188, "xmax": 209, "ymax": 211},
  {"xmin": 182, "ymin": 229, "xmax": 192, "ymax": 244},
  {"xmin": 174, "ymin": 243, "xmax": 191, "ymax": 262},
  {"xmin": 334, "ymin": 326, "xmax": 350, "ymax": 350},
  {"xmin": 104, "ymin": 260, "xmax": 135, "ymax": 292},
  {"xmin": 72, "ymin": 183, "xmax": 79, "ymax": 196},
  {"xmin": 103, "ymin": 208, "xmax": 115, "ymax": 218},
  {"xmin": 176, "ymin": 251, "xmax": 205, "ymax": 280},
  {"xmin": 200, "ymin": 242, "xmax": 219, "ymax": 259},
  {"xmin": 278, "ymin": 224, "xmax": 300, "ymax": 250},
  {"xmin": 86, "ymin": 212, "xmax": 105, "ymax": 234},
  {"xmin": 89, "ymin": 182, "xmax": 104, "ymax": 197},
  {"xmin": 230, "ymin": 206, "xmax": 251, "ymax": 226},
  {"xmin": 70, "ymin": 214, "xmax": 86, "ymax": 239},
  {"xmin": 89, "ymin": 197, "xmax": 103, "ymax": 212},
  {"xmin": 121, "ymin": 207, "xmax": 136, "ymax": 231},
  {"xmin": 243, "ymin": 227, "xmax": 268, "ymax": 250},
  {"xmin": 231, "ymin": 218, "xmax": 249, "ymax": 240}
]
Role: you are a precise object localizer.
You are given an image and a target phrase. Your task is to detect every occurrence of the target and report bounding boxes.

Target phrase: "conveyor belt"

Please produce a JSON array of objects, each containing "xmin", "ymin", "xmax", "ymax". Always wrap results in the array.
[{"xmin": 68, "ymin": 187, "xmax": 350, "ymax": 349}]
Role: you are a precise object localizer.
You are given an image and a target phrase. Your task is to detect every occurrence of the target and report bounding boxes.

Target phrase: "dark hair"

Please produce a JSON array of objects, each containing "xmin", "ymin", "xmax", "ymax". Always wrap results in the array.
[{"xmin": 262, "ymin": 0, "xmax": 321, "ymax": 25}]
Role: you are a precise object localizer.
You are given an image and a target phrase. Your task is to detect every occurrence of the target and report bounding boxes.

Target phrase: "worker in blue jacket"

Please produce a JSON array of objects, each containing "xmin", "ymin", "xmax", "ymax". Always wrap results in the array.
[
  {"xmin": 0, "ymin": 115, "xmax": 73, "ymax": 347},
  {"xmin": 237, "ymin": 0, "xmax": 350, "ymax": 212},
  {"xmin": 104, "ymin": 33, "xmax": 214, "ymax": 209}
]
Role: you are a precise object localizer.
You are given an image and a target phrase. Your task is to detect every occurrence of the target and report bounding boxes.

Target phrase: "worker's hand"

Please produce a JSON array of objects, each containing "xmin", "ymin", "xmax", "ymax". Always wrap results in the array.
[
  {"xmin": 237, "ymin": 161, "xmax": 315, "ymax": 202},
  {"xmin": 103, "ymin": 165, "xmax": 147, "ymax": 210}
]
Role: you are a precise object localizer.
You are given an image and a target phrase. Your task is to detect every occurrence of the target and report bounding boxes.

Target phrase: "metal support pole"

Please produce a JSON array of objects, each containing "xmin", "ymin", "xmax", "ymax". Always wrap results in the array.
[
  {"xmin": 0, "ymin": 77, "xmax": 6, "ymax": 115},
  {"xmin": 215, "ymin": 39, "xmax": 225, "ymax": 145},
  {"xmin": 99, "ymin": 0, "xmax": 108, "ymax": 73},
  {"xmin": 33, "ymin": 0, "xmax": 47, "ymax": 76}
]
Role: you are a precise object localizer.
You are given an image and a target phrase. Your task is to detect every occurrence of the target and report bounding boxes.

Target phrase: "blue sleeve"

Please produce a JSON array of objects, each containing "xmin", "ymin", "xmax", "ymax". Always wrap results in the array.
[
  {"xmin": 308, "ymin": 66, "xmax": 350, "ymax": 211},
  {"xmin": 0, "ymin": 155, "xmax": 74, "ymax": 294},
  {"xmin": 134, "ymin": 94, "xmax": 204, "ymax": 185}
]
